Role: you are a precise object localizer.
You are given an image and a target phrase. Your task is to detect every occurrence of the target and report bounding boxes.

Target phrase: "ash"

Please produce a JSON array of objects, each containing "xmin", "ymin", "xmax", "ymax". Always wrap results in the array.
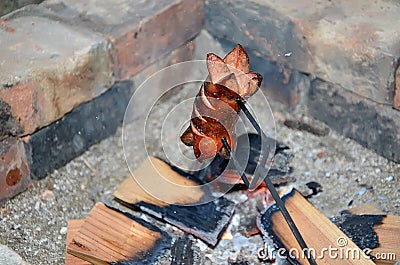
[{"xmin": 0, "ymin": 92, "xmax": 399, "ymax": 265}]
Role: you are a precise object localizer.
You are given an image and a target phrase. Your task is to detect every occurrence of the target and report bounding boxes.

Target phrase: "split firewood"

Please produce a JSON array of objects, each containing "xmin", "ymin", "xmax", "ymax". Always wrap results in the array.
[
  {"xmin": 181, "ymin": 44, "xmax": 263, "ymax": 161},
  {"xmin": 332, "ymin": 203, "xmax": 400, "ymax": 265},
  {"xmin": 65, "ymin": 220, "xmax": 90, "ymax": 265},
  {"xmin": 67, "ymin": 202, "xmax": 171, "ymax": 265},
  {"xmin": 113, "ymin": 156, "xmax": 235, "ymax": 246},
  {"xmin": 113, "ymin": 156, "xmax": 205, "ymax": 206},
  {"xmin": 257, "ymin": 188, "xmax": 375, "ymax": 265}
]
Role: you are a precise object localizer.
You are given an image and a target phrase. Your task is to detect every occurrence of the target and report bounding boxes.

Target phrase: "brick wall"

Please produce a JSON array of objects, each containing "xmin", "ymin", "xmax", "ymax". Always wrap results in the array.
[
  {"xmin": 0, "ymin": 0, "xmax": 203, "ymax": 202},
  {"xmin": 205, "ymin": 0, "xmax": 400, "ymax": 163},
  {"xmin": 1, "ymin": 0, "xmax": 399, "ymax": 202}
]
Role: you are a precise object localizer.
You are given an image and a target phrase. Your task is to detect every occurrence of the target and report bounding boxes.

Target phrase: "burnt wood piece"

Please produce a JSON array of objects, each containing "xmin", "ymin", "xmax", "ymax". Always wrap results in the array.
[
  {"xmin": 304, "ymin": 181, "xmax": 323, "ymax": 199},
  {"xmin": 257, "ymin": 188, "xmax": 375, "ymax": 265},
  {"xmin": 114, "ymin": 157, "xmax": 235, "ymax": 246},
  {"xmin": 331, "ymin": 213, "xmax": 384, "ymax": 251},
  {"xmin": 198, "ymin": 133, "xmax": 293, "ymax": 186},
  {"xmin": 135, "ymin": 196, "xmax": 234, "ymax": 246},
  {"xmin": 236, "ymin": 133, "xmax": 292, "ymax": 176},
  {"xmin": 331, "ymin": 206, "xmax": 400, "ymax": 265},
  {"xmin": 67, "ymin": 202, "xmax": 171, "ymax": 265},
  {"xmin": 170, "ymin": 235, "xmax": 195, "ymax": 265}
]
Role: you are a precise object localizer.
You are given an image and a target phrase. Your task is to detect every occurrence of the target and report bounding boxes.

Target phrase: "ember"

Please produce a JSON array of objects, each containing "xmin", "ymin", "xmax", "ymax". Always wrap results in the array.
[{"xmin": 221, "ymin": 232, "xmax": 234, "ymax": 240}]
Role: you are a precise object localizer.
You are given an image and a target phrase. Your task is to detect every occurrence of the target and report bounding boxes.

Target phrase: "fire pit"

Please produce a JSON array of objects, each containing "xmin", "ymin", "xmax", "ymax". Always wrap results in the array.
[{"xmin": 0, "ymin": 0, "xmax": 400, "ymax": 264}]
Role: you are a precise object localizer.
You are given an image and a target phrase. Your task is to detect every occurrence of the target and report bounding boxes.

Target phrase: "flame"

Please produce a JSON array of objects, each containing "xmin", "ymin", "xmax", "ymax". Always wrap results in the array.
[
  {"xmin": 279, "ymin": 187, "xmax": 290, "ymax": 197},
  {"xmin": 222, "ymin": 231, "xmax": 233, "ymax": 240}
]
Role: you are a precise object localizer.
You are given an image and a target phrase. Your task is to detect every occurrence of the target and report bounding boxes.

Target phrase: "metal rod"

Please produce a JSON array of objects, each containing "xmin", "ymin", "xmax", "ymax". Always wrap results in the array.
[
  {"xmin": 221, "ymin": 137, "xmax": 250, "ymax": 187},
  {"xmin": 237, "ymin": 99, "xmax": 265, "ymax": 138},
  {"xmin": 263, "ymin": 176, "xmax": 317, "ymax": 265},
  {"xmin": 237, "ymin": 99, "xmax": 271, "ymax": 188},
  {"xmin": 222, "ymin": 137, "xmax": 316, "ymax": 265},
  {"xmin": 226, "ymin": 99, "xmax": 318, "ymax": 265}
]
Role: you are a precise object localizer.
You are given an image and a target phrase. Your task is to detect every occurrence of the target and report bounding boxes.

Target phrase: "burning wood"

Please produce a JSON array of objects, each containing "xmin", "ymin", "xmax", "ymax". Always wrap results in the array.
[
  {"xmin": 113, "ymin": 156, "xmax": 235, "ymax": 246},
  {"xmin": 214, "ymin": 133, "xmax": 293, "ymax": 186},
  {"xmin": 258, "ymin": 189, "xmax": 375, "ymax": 264},
  {"xmin": 332, "ymin": 204, "xmax": 400, "ymax": 265}
]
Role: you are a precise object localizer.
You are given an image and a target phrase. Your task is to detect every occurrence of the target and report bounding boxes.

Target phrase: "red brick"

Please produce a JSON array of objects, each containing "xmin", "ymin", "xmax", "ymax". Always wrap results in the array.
[
  {"xmin": 206, "ymin": 0, "xmax": 399, "ymax": 105},
  {"xmin": 133, "ymin": 41, "xmax": 196, "ymax": 87},
  {"xmin": 0, "ymin": 0, "xmax": 203, "ymax": 138},
  {"xmin": 309, "ymin": 78, "xmax": 400, "ymax": 163},
  {"xmin": 108, "ymin": 0, "xmax": 204, "ymax": 79},
  {"xmin": 41, "ymin": 0, "xmax": 204, "ymax": 79},
  {"xmin": 0, "ymin": 137, "xmax": 31, "ymax": 203},
  {"xmin": 394, "ymin": 66, "xmax": 400, "ymax": 110},
  {"xmin": 23, "ymin": 42, "xmax": 196, "ymax": 179},
  {"xmin": 0, "ymin": 16, "xmax": 114, "ymax": 137}
]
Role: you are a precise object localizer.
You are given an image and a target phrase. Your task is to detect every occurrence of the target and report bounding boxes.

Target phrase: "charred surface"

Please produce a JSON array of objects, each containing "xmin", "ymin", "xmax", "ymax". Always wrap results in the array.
[
  {"xmin": 170, "ymin": 235, "xmax": 195, "ymax": 265},
  {"xmin": 331, "ymin": 213, "xmax": 385, "ymax": 250},
  {"xmin": 135, "ymin": 196, "xmax": 235, "ymax": 246}
]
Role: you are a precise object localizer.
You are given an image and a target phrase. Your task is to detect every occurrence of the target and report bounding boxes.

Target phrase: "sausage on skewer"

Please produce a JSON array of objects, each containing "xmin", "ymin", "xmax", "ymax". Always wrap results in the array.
[{"xmin": 180, "ymin": 44, "xmax": 263, "ymax": 162}]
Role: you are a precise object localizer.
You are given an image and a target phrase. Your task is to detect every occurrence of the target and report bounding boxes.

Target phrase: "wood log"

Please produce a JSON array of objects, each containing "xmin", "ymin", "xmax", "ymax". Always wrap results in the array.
[
  {"xmin": 67, "ymin": 202, "xmax": 171, "ymax": 265},
  {"xmin": 65, "ymin": 220, "xmax": 91, "ymax": 265},
  {"xmin": 257, "ymin": 188, "xmax": 375, "ymax": 265},
  {"xmin": 335, "ymin": 203, "xmax": 400, "ymax": 265},
  {"xmin": 113, "ymin": 156, "xmax": 235, "ymax": 246}
]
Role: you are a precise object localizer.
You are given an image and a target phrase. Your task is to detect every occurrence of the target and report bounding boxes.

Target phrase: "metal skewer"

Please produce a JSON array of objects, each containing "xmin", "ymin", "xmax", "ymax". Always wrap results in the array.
[
  {"xmin": 220, "ymin": 99, "xmax": 318, "ymax": 265},
  {"xmin": 236, "ymin": 99, "xmax": 272, "ymax": 189}
]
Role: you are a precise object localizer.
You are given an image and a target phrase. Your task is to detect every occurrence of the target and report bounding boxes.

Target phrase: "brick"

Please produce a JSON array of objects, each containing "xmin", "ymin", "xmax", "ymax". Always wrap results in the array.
[
  {"xmin": 394, "ymin": 66, "xmax": 400, "ymax": 110},
  {"xmin": 0, "ymin": 16, "xmax": 114, "ymax": 137},
  {"xmin": 24, "ymin": 42, "xmax": 195, "ymax": 179},
  {"xmin": 23, "ymin": 81, "xmax": 133, "ymax": 179},
  {"xmin": 107, "ymin": 0, "xmax": 204, "ymax": 79},
  {"xmin": 41, "ymin": 0, "xmax": 173, "ymax": 27},
  {"xmin": 132, "ymin": 41, "xmax": 195, "ymax": 90},
  {"xmin": 205, "ymin": 0, "xmax": 399, "ymax": 104},
  {"xmin": 309, "ymin": 78, "xmax": 400, "ymax": 163},
  {"xmin": 0, "ymin": 0, "xmax": 203, "ymax": 138},
  {"xmin": 41, "ymin": 0, "xmax": 204, "ymax": 79},
  {"xmin": 0, "ymin": 137, "xmax": 31, "ymax": 203},
  {"xmin": 224, "ymin": 39, "xmax": 309, "ymax": 108},
  {"xmin": 0, "ymin": 99, "xmax": 22, "ymax": 140}
]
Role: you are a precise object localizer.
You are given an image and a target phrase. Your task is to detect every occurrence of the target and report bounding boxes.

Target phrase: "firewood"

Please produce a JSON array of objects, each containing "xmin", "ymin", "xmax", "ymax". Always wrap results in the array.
[
  {"xmin": 334, "ymin": 203, "xmax": 400, "ymax": 265},
  {"xmin": 113, "ymin": 156, "xmax": 204, "ymax": 206},
  {"xmin": 65, "ymin": 220, "xmax": 90, "ymax": 265},
  {"xmin": 370, "ymin": 216, "xmax": 400, "ymax": 265},
  {"xmin": 257, "ymin": 188, "xmax": 375, "ymax": 265},
  {"xmin": 67, "ymin": 202, "xmax": 171, "ymax": 265},
  {"xmin": 113, "ymin": 156, "xmax": 235, "ymax": 246}
]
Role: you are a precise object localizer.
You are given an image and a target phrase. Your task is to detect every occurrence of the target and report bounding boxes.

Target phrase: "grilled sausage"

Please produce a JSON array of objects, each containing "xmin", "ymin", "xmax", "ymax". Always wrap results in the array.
[{"xmin": 181, "ymin": 44, "xmax": 263, "ymax": 162}]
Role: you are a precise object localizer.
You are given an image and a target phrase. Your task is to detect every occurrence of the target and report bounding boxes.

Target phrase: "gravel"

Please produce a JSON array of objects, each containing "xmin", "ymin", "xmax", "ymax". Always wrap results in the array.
[{"xmin": 1, "ymin": 84, "xmax": 399, "ymax": 265}]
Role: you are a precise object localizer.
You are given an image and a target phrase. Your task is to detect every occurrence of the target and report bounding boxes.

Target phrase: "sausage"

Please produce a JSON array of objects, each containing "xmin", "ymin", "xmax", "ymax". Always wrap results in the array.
[{"xmin": 180, "ymin": 44, "xmax": 263, "ymax": 162}]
